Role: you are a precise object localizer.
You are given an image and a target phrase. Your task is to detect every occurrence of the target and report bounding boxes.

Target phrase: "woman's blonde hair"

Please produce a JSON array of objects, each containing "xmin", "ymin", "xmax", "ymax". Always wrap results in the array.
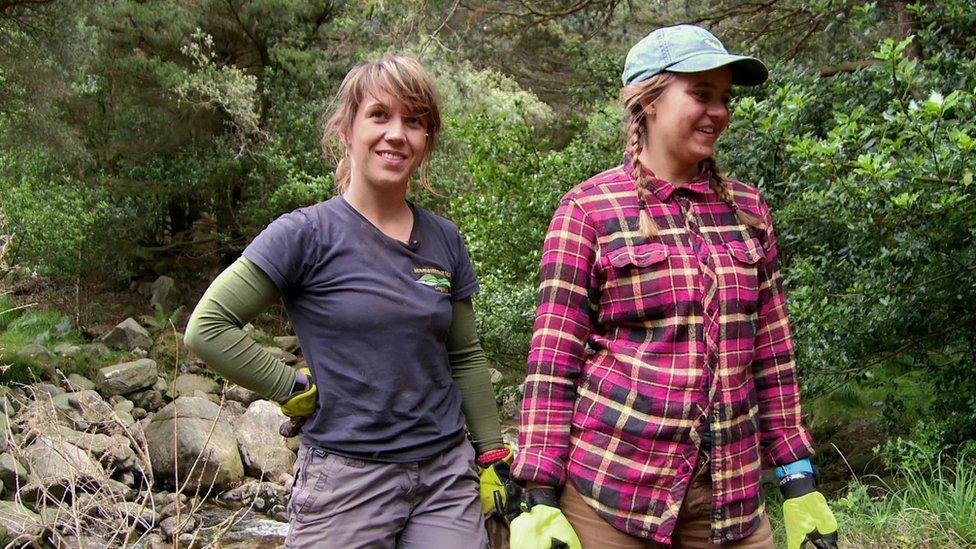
[
  {"xmin": 322, "ymin": 55, "xmax": 442, "ymax": 194},
  {"xmin": 621, "ymin": 74, "xmax": 765, "ymax": 238}
]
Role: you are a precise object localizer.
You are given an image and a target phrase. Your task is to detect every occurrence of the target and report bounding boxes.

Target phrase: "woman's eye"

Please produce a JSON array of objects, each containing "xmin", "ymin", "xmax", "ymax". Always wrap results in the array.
[
  {"xmin": 405, "ymin": 116, "xmax": 423, "ymax": 127},
  {"xmin": 368, "ymin": 110, "xmax": 388, "ymax": 120}
]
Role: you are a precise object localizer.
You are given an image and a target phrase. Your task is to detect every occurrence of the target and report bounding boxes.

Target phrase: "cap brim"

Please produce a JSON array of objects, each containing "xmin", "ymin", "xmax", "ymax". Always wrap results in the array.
[{"xmin": 668, "ymin": 52, "xmax": 768, "ymax": 86}]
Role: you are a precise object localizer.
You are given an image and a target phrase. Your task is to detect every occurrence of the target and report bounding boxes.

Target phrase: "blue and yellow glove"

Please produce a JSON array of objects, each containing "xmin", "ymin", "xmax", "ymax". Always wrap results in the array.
[
  {"xmin": 510, "ymin": 486, "xmax": 582, "ymax": 549},
  {"xmin": 778, "ymin": 460, "xmax": 839, "ymax": 549},
  {"xmin": 476, "ymin": 446, "xmax": 522, "ymax": 520}
]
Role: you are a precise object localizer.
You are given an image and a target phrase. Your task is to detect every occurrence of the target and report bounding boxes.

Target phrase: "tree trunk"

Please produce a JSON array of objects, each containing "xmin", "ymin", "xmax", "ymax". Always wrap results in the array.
[{"xmin": 893, "ymin": 1, "xmax": 923, "ymax": 60}]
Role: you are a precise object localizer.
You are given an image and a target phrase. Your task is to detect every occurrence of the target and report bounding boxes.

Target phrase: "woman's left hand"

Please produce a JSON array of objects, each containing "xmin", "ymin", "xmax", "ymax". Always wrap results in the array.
[{"xmin": 781, "ymin": 473, "xmax": 839, "ymax": 549}]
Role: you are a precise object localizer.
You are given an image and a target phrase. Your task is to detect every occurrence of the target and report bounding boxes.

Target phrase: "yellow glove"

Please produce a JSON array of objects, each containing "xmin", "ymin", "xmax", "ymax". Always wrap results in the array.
[
  {"xmin": 780, "ymin": 466, "xmax": 839, "ymax": 549},
  {"xmin": 477, "ymin": 447, "xmax": 519, "ymax": 516},
  {"xmin": 510, "ymin": 487, "xmax": 582, "ymax": 549},
  {"xmin": 783, "ymin": 491, "xmax": 838, "ymax": 549},
  {"xmin": 279, "ymin": 367, "xmax": 317, "ymax": 418}
]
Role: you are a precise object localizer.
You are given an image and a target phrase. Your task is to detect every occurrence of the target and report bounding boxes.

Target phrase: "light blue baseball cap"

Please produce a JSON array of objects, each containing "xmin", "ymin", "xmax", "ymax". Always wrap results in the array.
[{"xmin": 622, "ymin": 25, "xmax": 768, "ymax": 87}]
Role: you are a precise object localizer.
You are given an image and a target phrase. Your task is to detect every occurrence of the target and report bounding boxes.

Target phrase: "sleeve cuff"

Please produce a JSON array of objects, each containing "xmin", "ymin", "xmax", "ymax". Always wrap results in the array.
[
  {"xmin": 511, "ymin": 451, "xmax": 568, "ymax": 487},
  {"xmin": 763, "ymin": 430, "xmax": 816, "ymax": 468}
]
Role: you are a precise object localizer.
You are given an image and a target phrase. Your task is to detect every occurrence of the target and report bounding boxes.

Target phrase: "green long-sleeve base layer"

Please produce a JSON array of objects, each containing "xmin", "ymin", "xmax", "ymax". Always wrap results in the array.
[{"xmin": 184, "ymin": 257, "xmax": 504, "ymax": 454}]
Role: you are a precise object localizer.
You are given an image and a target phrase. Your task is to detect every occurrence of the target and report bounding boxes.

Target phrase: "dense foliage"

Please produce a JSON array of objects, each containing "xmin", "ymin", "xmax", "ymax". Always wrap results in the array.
[{"xmin": 2, "ymin": 0, "xmax": 974, "ymax": 467}]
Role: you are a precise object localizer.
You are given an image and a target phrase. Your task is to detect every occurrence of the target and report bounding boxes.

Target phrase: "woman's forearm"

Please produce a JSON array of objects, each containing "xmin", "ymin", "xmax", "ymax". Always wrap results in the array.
[{"xmin": 447, "ymin": 298, "xmax": 505, "ymax": 454}]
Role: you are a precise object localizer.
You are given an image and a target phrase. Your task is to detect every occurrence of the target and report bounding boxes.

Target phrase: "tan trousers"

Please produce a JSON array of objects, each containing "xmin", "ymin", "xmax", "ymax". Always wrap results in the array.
[{"xmin": 559, "ymin": 466, "xmax": 773, "ymax": 548}]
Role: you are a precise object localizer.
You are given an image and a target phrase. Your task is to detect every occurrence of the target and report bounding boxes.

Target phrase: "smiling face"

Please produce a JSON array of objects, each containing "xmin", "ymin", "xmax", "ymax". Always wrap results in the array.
[
  {"xmin": 644, "ymin": 67, "xmax": 733, "ymax": 176},
  {"xmin": 346, "ymin": 90, "xmax": 430, "ymax": 193}
]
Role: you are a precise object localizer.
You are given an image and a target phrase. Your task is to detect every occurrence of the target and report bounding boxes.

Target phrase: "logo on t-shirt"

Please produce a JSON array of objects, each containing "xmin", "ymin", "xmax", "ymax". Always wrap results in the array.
[{"xmin": 413, "ymin": 267, "xmax": 452, "ymax": 294}]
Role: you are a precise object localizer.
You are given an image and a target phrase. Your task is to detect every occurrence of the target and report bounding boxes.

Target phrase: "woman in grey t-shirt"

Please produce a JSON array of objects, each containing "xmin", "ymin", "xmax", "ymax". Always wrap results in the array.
[{"xmin": 186, "ymin": 55, "xmax": 509, "ymax": 548}]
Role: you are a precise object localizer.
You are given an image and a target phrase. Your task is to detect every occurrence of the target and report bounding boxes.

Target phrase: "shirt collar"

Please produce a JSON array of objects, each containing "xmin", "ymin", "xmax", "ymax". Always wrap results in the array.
[{"xmin": 623, "ymin": 155, "xmax": 711, "ymax": 202}]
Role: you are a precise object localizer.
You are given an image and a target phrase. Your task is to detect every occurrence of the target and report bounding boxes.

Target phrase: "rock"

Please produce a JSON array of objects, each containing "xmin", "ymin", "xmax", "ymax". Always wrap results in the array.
[
  {"xmin": 132, "ymin": 347, "xmax": 149, "ymax": 358},
  {"xmin": 63, "ymin": 390, "xmax": 122, "ymax": 431},
  {"xmin": 167, "ymin": 374, "xmax": 220, "ymax": 399},
  {"xmin": 236, "ymin": 401, "xmax": 295, "ymax": 481},
  {"xmin": 36, "ymin": 425, "xmax": 136, "ymax": 468},
  {"xmin": 113, "ymin": 399, "xmax": 135, "ymax": 414},
  {"xmin": 144, "ymin": 396, "xmax": 244, "ymax": 493},
  {"xmin": 100, "ymin": 318, "xmax": 152, "ymax": 351},
  {"xmin": 116, "ymin": 501, "xmax": 156, "ymax": 530},
  {"xmin": 0, "ymin": 415, "xmax": 7, "ymax": 453},
  {"xmin": 218, "ymin": 480, "xmax": 290, "ymax": 509},
  {"xmin": 0, "ymin": 453, "xmax": 27, "ymax": 492},
  {"xmin": 150, "ymin": 276, "xmax": 181, "ymax": 312},
  {"xmin": 18, "ymin": 344, "xmax": 52, "ymax": 361},
  {"xmin": 129, "ymin": 389, "xmax": 165, "ymax": 412},
  {"xmin": 487, "ymin": 368, "xmax": 504, "ymax": 385},
  {"xmin": 30, "ymin": 382, "xmax": 65, "ymax": 399},
  {"xmin": 131, "ymin": 407, "xmax": 148, "ymax": 420},
  {"xmin": 159, "ymin": 499, "xmax": 188, "ymax": 519},
  {"xmin": 223, "ymin": 400, "xmax": 247, "ymax": 418},
  {"xmin": 65, "ymin": 373, "xmax": 96, "ymax": 391},
  {"xmin": 160, "ymin": 514, "xmax": 198, "ymax": 540},
  {"xmin": 153, "ymin": 377, "xmax": 168, "ymax": 393},
  {"xmin": 224, "ymin": 384, "xmax": 260, "ymax": 406},
  {"xmin": 95, "ymin": 359, "xmax": 158, "ymax": 397},
  {"xmin": 142, "ymin": 532, "xmax": 168, "ymax": 549},
  {"xmin": 192, "ymin": 389, "xmax": 220, "ymax": 405},
  {"xmin": 53, "ymin": 343, "xmax": 82, "ymax": 357},
  {"xmin": 0, "ymin": 501, "xmax": 43, "ymax": 545},
  {"xmin": 262, "ymin": 346, "xmax": 298, "ymax": 365},
  {"xmin": 23, "ymin": 436, "xmax": 106, "ymax": 499},
  {"xmin": 273, "ymin": 336, "xmax": 300, "ymax": 353},
  {"xmin": 81, "ymin": 342, "xmax": 112, "ymax": 358}
]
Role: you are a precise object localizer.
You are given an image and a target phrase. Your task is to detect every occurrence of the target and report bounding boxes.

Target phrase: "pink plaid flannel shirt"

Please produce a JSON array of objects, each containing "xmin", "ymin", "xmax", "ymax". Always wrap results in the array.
[{"xmin": 512, "ymin": 162, "xmax": 815, "ymax": 544}]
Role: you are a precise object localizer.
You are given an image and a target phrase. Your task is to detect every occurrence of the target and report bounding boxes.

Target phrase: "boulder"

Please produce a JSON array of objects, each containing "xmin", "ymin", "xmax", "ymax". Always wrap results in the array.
[
  {"xmin": 273, "ymin": 336, "xmax": 300, "ymax": 354},
  {"xmin": 129, "ymin": 388, "xmax": 165, "ymax": 412},
  {"xmin": 95, "ymin": 359, "xmax": 158, "ymax": 397},
  {"xmin": 116, "ymin": 501, "xmax": 157, "ymax": 530},
  {"xmin": 100, "ymin": 318, "xmax": 152, "ymax": 351},
  {"xmin": 0, "ymin": 453, "xmax": 27, "ymax": 492},
  {"xmin": 224, "ymin": 384, "xmax": 260, "ymax": 406},
  {"xmin": 167, "ymin": 374, "xmax": 220, "ymax": 399},
  {"xmin": 150, "ymin": 275, "xmax": 181, "ymax": 312},
  {"xmin": 236, "ymin": 400, "xmax": 295, "ymax": 481},
  {"xmin": 0, "ymin": 501, "xmax": 43, "ymax": 545},
  {"xmin": 23, "ymin": 436, "xmax": 106, "ymax": 499},
  {"xmin": 144, "ymin": 396, "xmax": 243, "ymax": 493},
  {"xmin": 53, "ymin": 343, "xmax": 82, "ymax": 357},
  {"xmin": 80, "ymin": 342, "xmax": 112, "ymax": 358},
  {"xmin": 37, "ymin": 425, "xmax": 135, "ymax": 468},
  {"xmin": 17, "ymin": 344, "xmax": 52, "ymax": 361},
  {"xmin": 65, "ymin": 373, "xmax": 96, "ymax": 391}
]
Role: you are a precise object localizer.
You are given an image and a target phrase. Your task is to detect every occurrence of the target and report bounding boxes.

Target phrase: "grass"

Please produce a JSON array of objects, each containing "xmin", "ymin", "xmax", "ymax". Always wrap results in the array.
[
  {"xmin": 766, "ymin": 454, "xmax": 976, "ymax": 548},
  {"xmin": 1, "ymin": 294, "xmax": 119, "ymax": 383}
]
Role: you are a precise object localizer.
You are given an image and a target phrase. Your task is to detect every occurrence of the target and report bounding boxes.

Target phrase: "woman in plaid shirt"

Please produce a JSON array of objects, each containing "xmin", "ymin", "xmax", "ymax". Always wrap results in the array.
[{"xmin": 510, "ymin": 26, "xmax": 838, "ymax": 549}]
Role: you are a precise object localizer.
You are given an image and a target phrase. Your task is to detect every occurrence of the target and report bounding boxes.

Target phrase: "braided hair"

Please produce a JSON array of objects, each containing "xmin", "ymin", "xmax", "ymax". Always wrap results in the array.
[{"xmin": 622, "ymin": 73, "xmax": 674, "ymax": 238}]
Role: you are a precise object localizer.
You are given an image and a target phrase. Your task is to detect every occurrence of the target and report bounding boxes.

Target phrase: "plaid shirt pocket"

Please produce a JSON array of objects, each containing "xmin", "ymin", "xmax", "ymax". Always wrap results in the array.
[
  {"xmin": 599, "ymin": 242, "xmax": 675, "ymax": 322},
  {"xmin": 720, "ymin": 238, "xmax": 766, "ymax": 312}
]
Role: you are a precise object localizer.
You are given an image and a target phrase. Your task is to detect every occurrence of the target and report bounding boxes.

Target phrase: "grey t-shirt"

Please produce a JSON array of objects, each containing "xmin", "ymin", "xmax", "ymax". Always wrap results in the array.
[{"xmin": 243, "ymin": 196, "xmax": 479, "ymax": 462}]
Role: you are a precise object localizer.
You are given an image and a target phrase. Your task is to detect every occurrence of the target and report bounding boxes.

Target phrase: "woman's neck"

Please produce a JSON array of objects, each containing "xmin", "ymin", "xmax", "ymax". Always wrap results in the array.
[
  {"xmin": 638, "ymin": 147, "xmax": 697, "ymax": 185},
  {"xmin": 343, "ymin": 180, "xmax": 413, "ymax": 242},
  {"xmin": 343, "ymin": 179, "xmax": 410, "ymax": 221}
]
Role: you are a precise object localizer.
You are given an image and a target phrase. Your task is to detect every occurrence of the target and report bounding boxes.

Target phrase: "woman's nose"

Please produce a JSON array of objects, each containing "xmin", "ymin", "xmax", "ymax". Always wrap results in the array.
[{"xmin": 385, "ymin": 118, "xmax": 405, "ymax": 141}]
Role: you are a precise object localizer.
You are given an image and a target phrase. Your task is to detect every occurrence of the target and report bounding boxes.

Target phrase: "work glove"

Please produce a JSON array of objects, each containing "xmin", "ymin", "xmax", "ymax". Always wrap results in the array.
[
  {"xmin": 476, "ymin": 446, "xmax": 522, "ymax": 519},
  {"xmin": 279, "ymin": 367, "xmax": 317, "ymax": 418},
  {"xmin": 510, "ymin": 486, "xmax": 582, "ymax": 549},
  {"xmin": 780, "ymin": 465, "xmax": 839, "ymax": 549}
]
